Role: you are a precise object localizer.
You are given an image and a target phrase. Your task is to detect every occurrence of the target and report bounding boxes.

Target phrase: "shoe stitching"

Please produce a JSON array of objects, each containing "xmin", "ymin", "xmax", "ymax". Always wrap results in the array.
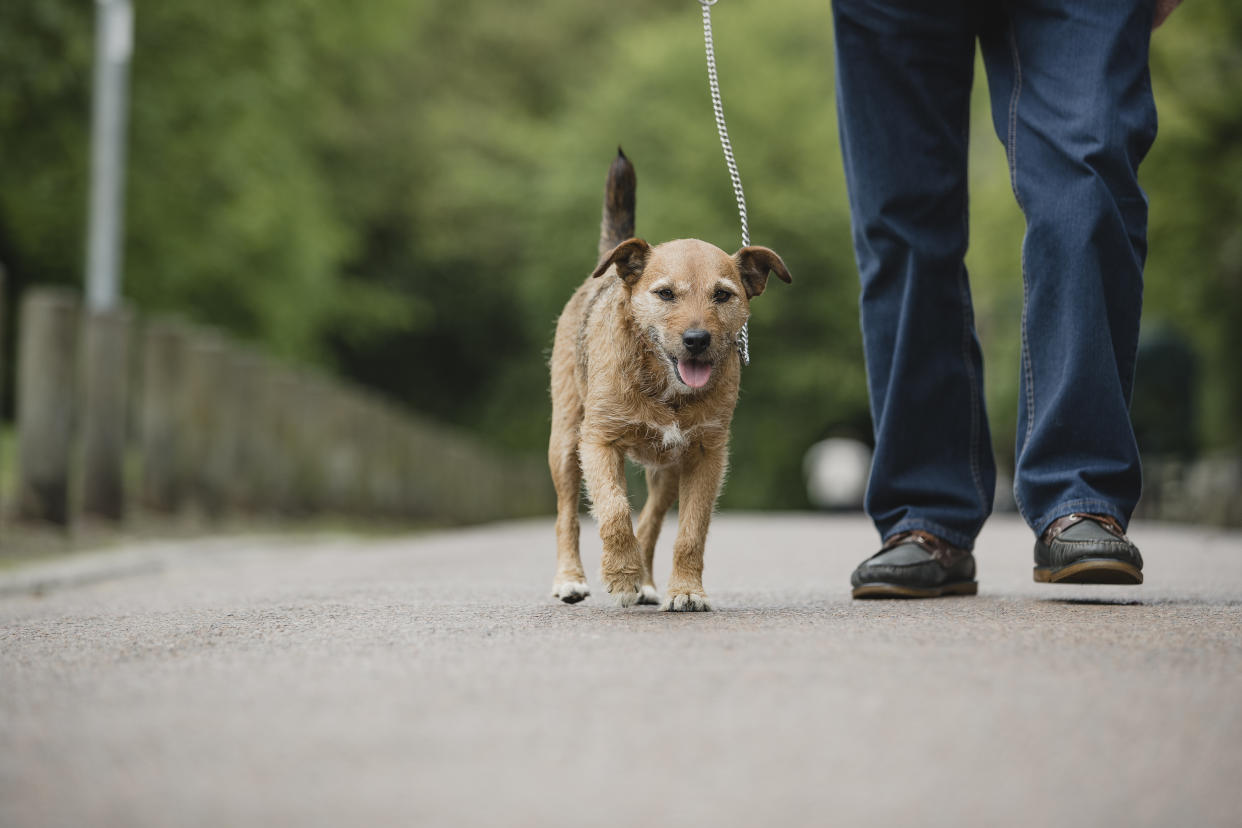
[
  {"xmin": 1033, "ymin": 499, "xmax": 1129, "ymax": 537},
  {"xmin": 886, "ymin": 518, "xmax": 976, "ymax": 552},
  {"xmin": 882, "ymin": 530, "xmax": 969, "ymax": 567}
]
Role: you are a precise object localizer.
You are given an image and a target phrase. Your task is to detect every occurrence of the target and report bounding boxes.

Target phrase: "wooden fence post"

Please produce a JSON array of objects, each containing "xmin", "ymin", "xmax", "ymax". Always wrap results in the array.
[
  {"xmin": 79, "ymin": 306, "xmax": 133, "ymax": 521},
  {"xmin": 16, "ymin": 288, "xmax": 79, "ymax": 526},
  {"xmin": 182, "ymin": 331, "xmax": 231, "ymax": 520},
  {"xmin": 321, "ymin": 384, "xmax": 360, "ymax": 515},
  {"xmin": 229, "ymin": 350, "xmax": 269, "ymax": 514},
  {"xmin": 202, "ymin": 339, "xmax": 244, "ymax": 518},
  {"xmin": 267, "ymin": 368, "xmax": 300, "ymax": 515},
  {"xmin": 294, "ymin": 374, "xmax": 331, "ymax": 515},
  {"xmin": 139, "ymin": 319, "xmax": 190, "ymax": 513}
]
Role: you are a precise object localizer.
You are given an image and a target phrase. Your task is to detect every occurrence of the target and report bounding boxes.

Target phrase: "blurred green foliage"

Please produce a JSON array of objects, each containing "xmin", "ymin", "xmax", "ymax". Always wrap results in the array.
[{"xmin": 0, "ymin": 0, "xmax": 1238, "ymax": 508}]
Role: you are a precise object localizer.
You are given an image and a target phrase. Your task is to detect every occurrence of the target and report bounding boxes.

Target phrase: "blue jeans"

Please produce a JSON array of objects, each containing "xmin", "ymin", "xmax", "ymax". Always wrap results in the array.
[{"xmin": 832, "ymin": 0, "xmax": 1158, "ymax": 548}]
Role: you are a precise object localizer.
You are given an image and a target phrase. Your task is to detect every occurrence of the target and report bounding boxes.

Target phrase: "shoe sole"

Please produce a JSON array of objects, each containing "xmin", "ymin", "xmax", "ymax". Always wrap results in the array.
[
  {"xmin": 1033, "ymin": 559, "xmax": 1143, "ymax": 585},
  {"xmin": 852, "ymin": 581, "xmax": 978, "ymax": 599}
]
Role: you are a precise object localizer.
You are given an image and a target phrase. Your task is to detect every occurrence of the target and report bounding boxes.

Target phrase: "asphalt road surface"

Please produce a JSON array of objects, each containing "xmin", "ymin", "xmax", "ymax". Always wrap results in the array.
[{"xmin": 3, "ymin": 514, "xmax": 1241, "ymax": 827}]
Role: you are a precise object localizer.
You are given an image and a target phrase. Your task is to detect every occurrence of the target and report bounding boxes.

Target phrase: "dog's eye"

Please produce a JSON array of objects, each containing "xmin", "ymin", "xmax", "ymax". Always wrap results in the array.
[
  {"xmin": 655, "ymin": 288, "xmax": 676, "ymax": 301},
  {"xmin": 713, "ymin": 289, "xmax": 734, "ymax": 303}
]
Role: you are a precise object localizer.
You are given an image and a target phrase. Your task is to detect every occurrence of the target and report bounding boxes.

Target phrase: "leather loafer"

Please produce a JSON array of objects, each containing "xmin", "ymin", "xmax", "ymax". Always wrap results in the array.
[
  {"xmin": 851, "ymin": 530, "xmax": 978, "ymax": 599},
  {"xmin": 1033, "ymin": 513, "xmax": 1143, "ymax": 585}
]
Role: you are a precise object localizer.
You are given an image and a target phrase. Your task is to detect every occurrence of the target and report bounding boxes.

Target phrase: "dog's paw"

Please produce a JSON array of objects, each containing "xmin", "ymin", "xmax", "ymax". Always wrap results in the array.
[
  {"xmin": 661, "ymin": 590, "xmax": 712, "ymax": 612},
  {"xmin": 609, "ymin": 585, "xmax": 642, "ymax": 607},
  {"xmin": 552, "ymin": 580, "xmax": 590, "ymax": 604},
  {"xmin": 603, "ymin": 576, "xmax": 643, "ymax": 607},
  {"xmin": 636, "ymin": 585, "xmax": 660, "ymax": 605}
]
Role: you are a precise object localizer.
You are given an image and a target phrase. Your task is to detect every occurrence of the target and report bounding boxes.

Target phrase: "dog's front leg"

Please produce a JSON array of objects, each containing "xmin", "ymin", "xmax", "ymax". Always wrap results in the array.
[
  {"xmin": 663, "ymin": 442, "xmax": 726, "ymax": 612},
  {"xmin": 634, "ymin": 466, "xmax": 679, "ymax": 605},
  {"xmin": 579, "ymin": 439, "xmax": 644, "ymax": 607}
]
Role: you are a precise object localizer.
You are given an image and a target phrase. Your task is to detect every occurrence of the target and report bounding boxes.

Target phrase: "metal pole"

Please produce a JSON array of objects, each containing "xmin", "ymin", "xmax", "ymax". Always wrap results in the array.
[{"xmin": 85, "ymin": 0, "xmax": 133, "ymax": 312}]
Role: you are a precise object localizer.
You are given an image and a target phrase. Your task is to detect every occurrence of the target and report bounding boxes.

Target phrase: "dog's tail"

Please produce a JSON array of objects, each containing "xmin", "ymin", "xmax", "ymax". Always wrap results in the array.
[{"xmin": 598, "ymin": 147, "xmax": 636, "ymax": 258}]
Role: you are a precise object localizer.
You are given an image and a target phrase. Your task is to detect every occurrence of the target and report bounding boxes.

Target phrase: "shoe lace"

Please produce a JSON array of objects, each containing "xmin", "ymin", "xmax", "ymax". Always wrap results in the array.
[
  {"xmin": 1044, "ymin": 513, "xmax": 1126, "ymax": 542},
  {"xmin": 883, "ymin": 530, "xmax": 964, "ymax": 565}
]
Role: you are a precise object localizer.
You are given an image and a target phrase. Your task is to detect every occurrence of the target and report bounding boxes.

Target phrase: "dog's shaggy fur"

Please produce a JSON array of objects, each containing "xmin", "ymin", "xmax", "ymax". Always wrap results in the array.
[{"xmin": 548, "ymin": 150, "xmax": 791, "ymax": 611}]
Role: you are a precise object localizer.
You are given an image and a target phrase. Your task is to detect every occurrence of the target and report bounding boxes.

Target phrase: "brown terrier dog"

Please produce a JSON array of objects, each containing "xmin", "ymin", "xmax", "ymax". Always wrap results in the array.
[{"xmin": 548, "ymin": 150, "xmax": 791, "ymax": 611}]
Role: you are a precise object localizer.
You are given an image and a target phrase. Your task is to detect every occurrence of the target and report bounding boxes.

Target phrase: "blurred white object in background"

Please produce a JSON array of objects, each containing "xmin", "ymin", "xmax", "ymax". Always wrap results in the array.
[{"xmin": 804, "ymin": 438, "xmax": 871, "ymax": 510}]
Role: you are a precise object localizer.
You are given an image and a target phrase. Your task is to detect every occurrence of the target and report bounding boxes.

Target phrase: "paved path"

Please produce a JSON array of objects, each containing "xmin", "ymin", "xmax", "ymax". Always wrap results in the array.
[{"xmin": 3, "ymin": 514, "xmax": 1241, "ymax": 827}]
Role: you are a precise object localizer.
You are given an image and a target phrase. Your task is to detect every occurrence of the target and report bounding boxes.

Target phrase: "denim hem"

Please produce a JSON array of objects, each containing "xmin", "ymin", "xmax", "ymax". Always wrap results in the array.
[
  {"xmin": 884, "ymin": 518, "xmax": 977, "ymax": 552},
  {"xmin": 1030, "ymin": 499, "xmax": 1130, "ymax": 537}
]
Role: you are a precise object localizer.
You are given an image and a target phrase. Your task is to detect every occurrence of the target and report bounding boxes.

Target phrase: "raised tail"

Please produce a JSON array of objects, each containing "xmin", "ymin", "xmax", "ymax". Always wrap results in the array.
[{"xmin": 598, "ymin": 147, "xmax": 636, "ymax": 258}]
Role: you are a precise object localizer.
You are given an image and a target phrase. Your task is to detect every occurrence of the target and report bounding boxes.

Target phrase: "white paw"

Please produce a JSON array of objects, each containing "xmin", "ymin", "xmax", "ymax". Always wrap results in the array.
[
  {"xmin": 661, "ymin": 591, "xmax": 712, "ymax": 612},
  {"xmin": 611, "ymin": 586, "xmax": 641, "ymax": 608},
  {"xmin": 637, "ymin": 585, "xmax": 660, "ymax": 605},
  {"xmin": 553, "ymin": 581, "xmax": 590, "ymax": 604},
  {"xmin": 602, "ymin": 571, "xmax": 644, "ymax": 607}
]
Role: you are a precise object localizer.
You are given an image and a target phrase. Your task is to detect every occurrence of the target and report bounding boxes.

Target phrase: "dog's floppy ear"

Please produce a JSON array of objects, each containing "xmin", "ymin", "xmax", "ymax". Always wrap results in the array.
[
  {"xmin": 733, "ymin": 246, "xmax": 792, "ymax": 298},
  {"xmin": 592, "ymin": 237, "xmax": 651, "ymax": 286}
]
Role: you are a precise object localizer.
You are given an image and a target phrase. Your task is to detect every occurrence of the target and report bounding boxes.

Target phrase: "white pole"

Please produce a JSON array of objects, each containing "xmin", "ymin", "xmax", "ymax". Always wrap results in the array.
[{"xmin": 85, "ymin": 0, "xmax": 133, "ymax": 313}]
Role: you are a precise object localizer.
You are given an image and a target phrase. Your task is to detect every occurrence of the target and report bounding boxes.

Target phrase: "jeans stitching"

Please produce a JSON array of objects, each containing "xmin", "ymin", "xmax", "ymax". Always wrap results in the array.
[
  {"xmin": 1007, "ymin": 23, "xmax": 1037, "ymax": 527},
  {"xmin": 957, "ymin": 89, "xmax": 987, "ymax": 526},
  {"xmin": 1008, "ymin": 25, "xmax": 1034, "ymax": 443},
  {"xmin": 957, "ymin": 270, "xmax": 986, "ymax": 517},
  {"xmin": 1005, "ymin": 24, "xmax": 1025, "ymax": 214}
]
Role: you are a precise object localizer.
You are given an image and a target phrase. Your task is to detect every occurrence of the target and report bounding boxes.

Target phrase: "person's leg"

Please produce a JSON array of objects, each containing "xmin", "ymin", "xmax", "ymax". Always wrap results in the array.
[
  {"xmin": 833, "ymin": 0, "xmax": 996, "ymax": 551},
  {"xmin": 978, "ymin": 0, "xmax": 1157, "ymax": 537}
]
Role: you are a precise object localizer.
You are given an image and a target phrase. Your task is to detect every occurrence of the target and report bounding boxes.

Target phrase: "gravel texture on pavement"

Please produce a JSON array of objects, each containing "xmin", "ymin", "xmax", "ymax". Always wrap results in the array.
[{"xmin": 2, "ymin": 514, "xmax": 1241, "ymax": 827}]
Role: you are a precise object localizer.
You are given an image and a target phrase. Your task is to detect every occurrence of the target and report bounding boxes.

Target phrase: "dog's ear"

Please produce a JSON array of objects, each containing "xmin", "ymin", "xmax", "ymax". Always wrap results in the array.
[
  {"xmin": 733, "ymin": 246, "xmax": 792, "ymax": 298},
  {"xmin": 592, "ymin": 237, "xmax": 651, "ymax": 286}
]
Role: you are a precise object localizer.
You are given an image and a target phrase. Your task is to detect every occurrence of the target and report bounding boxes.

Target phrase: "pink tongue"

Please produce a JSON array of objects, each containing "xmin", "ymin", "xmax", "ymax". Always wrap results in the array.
[{"xmin": 678, "ymin": 359, "xmax": 712, "ymax": 389}]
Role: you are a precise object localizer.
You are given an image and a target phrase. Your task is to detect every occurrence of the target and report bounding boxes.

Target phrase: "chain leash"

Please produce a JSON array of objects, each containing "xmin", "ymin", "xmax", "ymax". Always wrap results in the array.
[{"xmin": 699, "ymin": 0, "xmax": 752, "ymax": 366}]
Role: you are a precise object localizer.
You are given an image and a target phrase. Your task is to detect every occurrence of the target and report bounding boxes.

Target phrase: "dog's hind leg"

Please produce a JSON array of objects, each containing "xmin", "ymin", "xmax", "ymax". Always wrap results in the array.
[
  {"xmin": 549, "ymin": 435, "xmax": 589, "ymax": 604},
  {"xmin": 549, "ymin": 384, "xmax": 590, "ymax": 603},
  {"xmin": 634, "ymin": 466, "xmax": 679, "ymax": 605}
]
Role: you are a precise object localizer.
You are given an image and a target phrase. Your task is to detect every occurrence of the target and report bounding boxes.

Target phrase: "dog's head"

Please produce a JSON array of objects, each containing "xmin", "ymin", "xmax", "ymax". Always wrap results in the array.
[{"xmin": 591, "ymin": 237, "xmax": 791, "ymax": 393}]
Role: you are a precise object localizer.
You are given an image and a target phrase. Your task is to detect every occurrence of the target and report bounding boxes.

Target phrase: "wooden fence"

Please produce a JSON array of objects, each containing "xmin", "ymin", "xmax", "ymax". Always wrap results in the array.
[{"xmin": 5, "ymin": 286, "xmax": 551, "ymax": 530}]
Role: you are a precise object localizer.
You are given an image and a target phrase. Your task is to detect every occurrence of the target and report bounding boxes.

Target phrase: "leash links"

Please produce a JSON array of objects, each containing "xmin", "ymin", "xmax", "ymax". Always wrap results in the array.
[{"xmin": 698, "ymin": 0, "xmax": 751, "ymax": 366}]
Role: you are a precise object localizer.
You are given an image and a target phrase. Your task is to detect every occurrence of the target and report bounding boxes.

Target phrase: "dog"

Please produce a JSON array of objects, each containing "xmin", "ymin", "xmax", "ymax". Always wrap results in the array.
[{"xmin": 547, "ymin": 149, "xmax": 791, "ymax": 611}]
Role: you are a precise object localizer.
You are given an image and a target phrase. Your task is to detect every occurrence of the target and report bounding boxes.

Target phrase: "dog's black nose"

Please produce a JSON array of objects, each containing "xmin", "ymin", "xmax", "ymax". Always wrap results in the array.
[{"xmin": 682, "ymin": 329, "xmax": 711, "ymax": 355}]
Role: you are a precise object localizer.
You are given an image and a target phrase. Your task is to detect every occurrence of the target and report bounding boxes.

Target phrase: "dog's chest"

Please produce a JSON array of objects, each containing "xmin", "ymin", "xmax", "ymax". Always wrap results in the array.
[
  {"xmin": 655, "ymin": 421, "xmax": 689, "ymax": 456},
  {"xmin": 624, "ymin": 417, "xmax": 709, "ymax": 467}
]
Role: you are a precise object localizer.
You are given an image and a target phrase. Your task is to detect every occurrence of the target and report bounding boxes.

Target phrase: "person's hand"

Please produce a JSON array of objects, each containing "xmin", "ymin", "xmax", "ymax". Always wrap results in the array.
[{"xmin": 1153, "ymin": 0, "xmax": 1184, "ymax": 29}]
